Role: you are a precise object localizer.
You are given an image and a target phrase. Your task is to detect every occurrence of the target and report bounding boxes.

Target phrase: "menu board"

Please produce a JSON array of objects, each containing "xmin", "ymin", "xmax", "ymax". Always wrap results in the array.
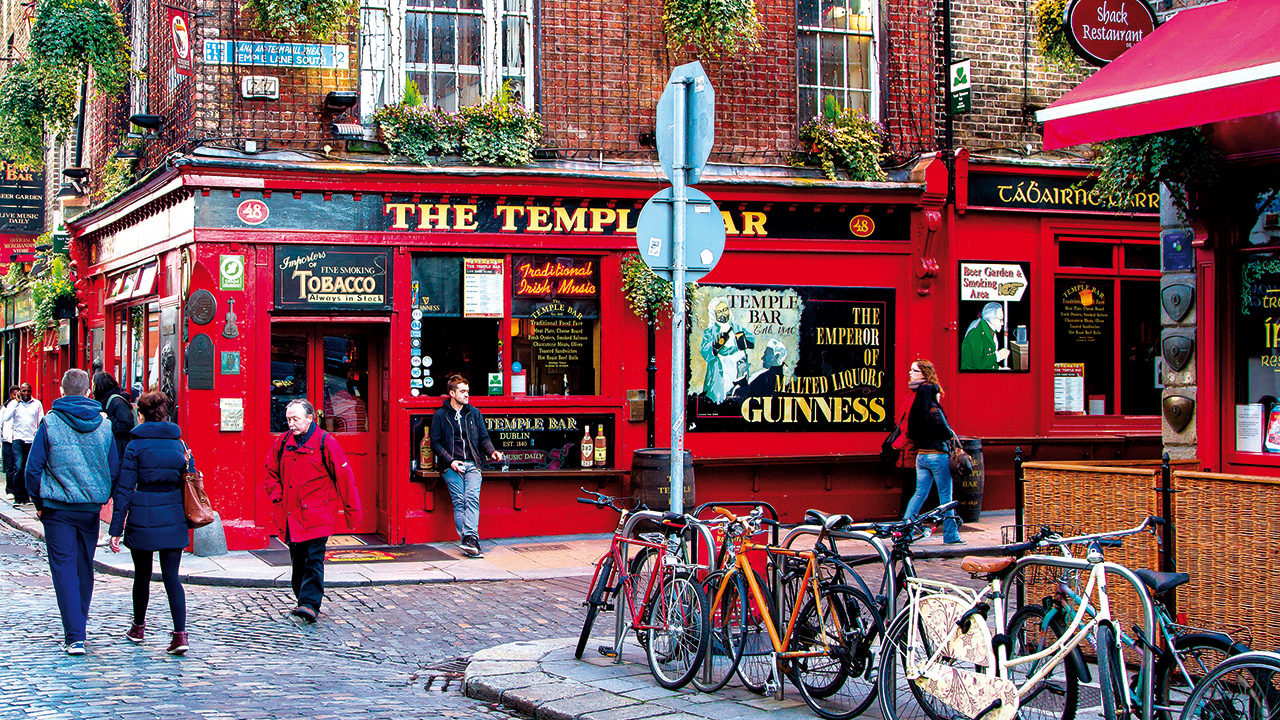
[
  {"xmin": 463, "ymin": 258, "xmax": 504, "ymax": 317},
  {"xmin": 1054, "ymin": 363, "xmax": 1085, "ymax": 414},
  {"xmin": 1057, "ymin": 281, "xmax": 1109, "ymax": 343},
  {"xmin": 530, "ymin": 303, "xmax": 590, "ymax": 373},
  {"xmin": 687, "ymin": 285, "xmax": 894, "ymax": 432}
]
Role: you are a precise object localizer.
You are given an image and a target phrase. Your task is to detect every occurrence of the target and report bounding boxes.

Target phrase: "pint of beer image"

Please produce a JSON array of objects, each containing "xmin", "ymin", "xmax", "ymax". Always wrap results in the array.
[{"xmin": 1079, "ymin": 288, "xmax": 1094, "ymax": 306}]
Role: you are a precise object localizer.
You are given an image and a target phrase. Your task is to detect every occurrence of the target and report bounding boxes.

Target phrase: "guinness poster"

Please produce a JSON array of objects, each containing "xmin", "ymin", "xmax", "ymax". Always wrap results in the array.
[
  {"xmin": 274, "ymin": 245, "xmax": 392, "ymax": 311},
  {"xmin": 687, "ymin": 285, "xmax": 894, "ymax": 432}
]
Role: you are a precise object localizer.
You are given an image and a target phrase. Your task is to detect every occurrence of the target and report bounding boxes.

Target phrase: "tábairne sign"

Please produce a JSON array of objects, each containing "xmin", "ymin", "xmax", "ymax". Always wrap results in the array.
[
  {"xmin": 274, "ymin": 245, "xmax": 392, "ymax": 311},
  {"xmin": 1065, "ymin": 0, "xmax": 1157, "ymax": 66},
  {"xmin": 195, "ymin": 190, "xmax": 910, "ymax": 241},
  {"xmin": 967, "ymin": 173, "xmax": 1159, "ymax": 214},
  {"xmin": 687, "ymin": 285, "xmax": 894, "ymax": 432}
]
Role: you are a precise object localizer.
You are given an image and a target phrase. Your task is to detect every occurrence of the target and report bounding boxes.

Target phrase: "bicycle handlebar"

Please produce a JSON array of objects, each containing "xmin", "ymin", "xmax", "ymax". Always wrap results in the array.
[{"xmin": 1038, "ymin": 515, "xmax": 1166, "ymax": 547}]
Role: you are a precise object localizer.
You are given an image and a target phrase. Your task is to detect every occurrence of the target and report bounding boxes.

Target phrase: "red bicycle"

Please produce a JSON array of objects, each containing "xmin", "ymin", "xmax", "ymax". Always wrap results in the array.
[{"xmin": 576, "ymin": 489, "xmax": 711, "ymax": 690}]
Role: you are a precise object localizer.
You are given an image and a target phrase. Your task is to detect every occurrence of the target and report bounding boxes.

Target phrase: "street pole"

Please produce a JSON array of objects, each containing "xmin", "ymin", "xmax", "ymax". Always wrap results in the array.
[{"xmin": 670, "ymin": 78, "xmax": 689, "ymax": 515}]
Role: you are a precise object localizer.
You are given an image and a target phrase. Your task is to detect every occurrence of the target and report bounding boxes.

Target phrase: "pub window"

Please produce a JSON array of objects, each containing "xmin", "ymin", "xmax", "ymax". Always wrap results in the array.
[
  {"xmin": 408, "ymin": 253, "xmax": 601, "ymax": 398},
  {"xmin": 1232, "ymin": 186, "xmax": 1280, "ymax": 453},
  {"xmin": 797, "ymin": 0, "xmax": 878, "ymax": 124},
  {"xmin": 1053, "ymin": 237, "xmax": 1160, "ymax": 417}
]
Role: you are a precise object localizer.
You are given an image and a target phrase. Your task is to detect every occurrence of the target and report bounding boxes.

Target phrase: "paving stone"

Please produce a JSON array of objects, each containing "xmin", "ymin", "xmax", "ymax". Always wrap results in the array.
[
  {"xmin": 532, "ymin": 691, "xmax": 640, "ymax": 720},
  {"xmin": 466, "ymin": 659, "xmax": 539, "ymax": 677},
  {"xmin": 577, "ymin": 702, "xmax": 679, "ymax": 720},
  {"xmin": 501, "ymin": 681, "xmax": 594, "ymax": 716}
]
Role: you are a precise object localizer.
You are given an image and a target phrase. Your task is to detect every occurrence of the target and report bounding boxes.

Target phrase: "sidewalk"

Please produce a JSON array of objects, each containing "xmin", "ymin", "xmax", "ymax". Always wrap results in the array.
[{"xmin": 0, "ymin": 496, "xmax": 1016, "ymax": 588}]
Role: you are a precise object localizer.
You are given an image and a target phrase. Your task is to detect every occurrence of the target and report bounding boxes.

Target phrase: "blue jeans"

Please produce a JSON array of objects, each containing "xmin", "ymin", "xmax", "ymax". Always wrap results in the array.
[
  {"xmin": 904, "ymin": 452, "xmax": 961, "ymax": 543},
  {"xmin": 11, "ymin": 439, "xmax": 31, "ymax": 503},
  {"xmin": 42, "ymin": 508, "xmax": 100, "ymax": 643},
  {"xmin": 442, "ymin": 462, "xmax": 483, "ymax": 541}
]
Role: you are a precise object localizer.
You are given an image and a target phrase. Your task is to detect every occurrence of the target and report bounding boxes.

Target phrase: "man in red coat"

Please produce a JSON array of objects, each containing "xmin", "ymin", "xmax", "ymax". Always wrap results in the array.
[{"xmin": 264, "ymin": 399, "xmax": 362, "ymax": 622}]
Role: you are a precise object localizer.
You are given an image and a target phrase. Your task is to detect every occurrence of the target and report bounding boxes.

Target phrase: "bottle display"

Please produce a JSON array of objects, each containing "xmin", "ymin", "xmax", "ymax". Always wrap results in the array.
[
  {"xmin": 580, "ymin": 426, "xmax": 594, "ymax": 468},
  {"xmin": 594, "ymin": 425, "xmax": 607, "ymax": 467},
  {"xmin": 419, "ymin": 430, "xmax": 433, "ymax": 471}
]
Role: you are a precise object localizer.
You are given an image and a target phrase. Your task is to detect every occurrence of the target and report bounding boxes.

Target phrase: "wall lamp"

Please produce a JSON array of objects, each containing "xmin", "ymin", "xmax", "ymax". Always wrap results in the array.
[
  {"xmin": 55, "ymin": 181, "xmax": 84, "ymax": 199},
  {"xmin": 331, "ymin": 123, "xmax": 364, "ymax": 140},
  {"xmin": 323, "ymin": 91, "xmax": 359, "ymax": 114},
  {"xmin": 62, "ymin": 167, "xmax": 89, "ymax": 180},
  {"xmin": 113, "ymin": 147, "xmax": 141, "ymax": 160},
  {"xmin": 128, "ymin": 113, "xmax": 164, "ymax": 138}
]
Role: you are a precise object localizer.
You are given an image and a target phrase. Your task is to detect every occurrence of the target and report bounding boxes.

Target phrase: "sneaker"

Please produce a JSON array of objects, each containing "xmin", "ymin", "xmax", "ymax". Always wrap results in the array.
[
  {"xmin": 290, "ymin": 605, "xmax": 318, "ymax": 623},
  {"xmin": 461, "ymin": 536, "xmax": 484, "ymax": 558},
  {"xmin": 167, "ymin": 631, "xmax": 189, "ymax": 655},
  {"xmin": 943, "ymin": 538, "xmax": 967, "ymax": 545},
  {"xmin": 64, "ymin": 641, "xmax": 86, "ymax": 656},
  {"xmin": 125, "ymin": 622, "xmax": 145, "ymax": 643}
]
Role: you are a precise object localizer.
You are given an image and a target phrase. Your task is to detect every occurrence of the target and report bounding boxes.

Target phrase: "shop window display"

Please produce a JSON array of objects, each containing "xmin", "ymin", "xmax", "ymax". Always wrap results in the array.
[{"xmin": 1233, "ymin": 187, "xmax": 1280, "ymax": 452}]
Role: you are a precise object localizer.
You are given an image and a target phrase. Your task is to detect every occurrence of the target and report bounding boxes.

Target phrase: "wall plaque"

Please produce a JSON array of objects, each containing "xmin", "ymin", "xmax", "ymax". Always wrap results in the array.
[
  {"xmin": 274, "ymin": 245, "xmax": 392, "ymax": 311},
  {"xmin": 1161, "ymin": 283, "xmax": 1195, "ymax": 323},
  {"xmin": 186, "ymin": 334, "xmax": 215, "ymax": 389},
  {"xmin": 186, "ymin": 289, "xmax": 217, "ymax": 324}
]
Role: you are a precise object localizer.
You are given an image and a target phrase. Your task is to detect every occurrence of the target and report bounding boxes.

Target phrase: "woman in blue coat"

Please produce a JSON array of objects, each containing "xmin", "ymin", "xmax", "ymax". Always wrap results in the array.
[{"xmin": 108, "ymin": 390, "xmax": 192, "ymax": 655}]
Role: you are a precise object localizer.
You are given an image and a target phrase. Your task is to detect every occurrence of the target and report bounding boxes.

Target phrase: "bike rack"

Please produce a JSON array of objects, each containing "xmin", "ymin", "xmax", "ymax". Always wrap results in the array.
[{"xmin": 692, "ymin": 500, "xmax": 780, "ymax": 581}]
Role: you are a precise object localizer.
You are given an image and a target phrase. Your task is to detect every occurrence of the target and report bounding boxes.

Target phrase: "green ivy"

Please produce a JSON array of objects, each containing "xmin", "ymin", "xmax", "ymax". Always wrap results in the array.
[
  {"xmin": 373, "ymin": 82, "xmax": 543, "ymax": 167},
  {"xmin": 0, "ymin": 62, "xmax": 79, "ymax": 168},
  {"xmin": 29, "ymin": 251, "xmax": 75, "ymax": 332},
  {"xmin": 246, "ymin": 0, "xmax": 356, "ymax": 40},
  {"xmin": 663, "ymin": 0, "xmax": 762, "ymax": 57},
  {"xmin": 3, "ymin": 261, "xmax": 27, "ymax": 294},
  {"xmin": 797, "ymin": 99, "xmax": 887, "ymax": 181},
  {"xmin": 620, "ymin": 253, "xmax": 698, "ymax": 327},
  {"xmin": 1091, "ymin": 128, "xmax": 1219, "ymax": 223},
  {"xmin": 1033, "ymin": 0, "xmax": 1080, "ymax": 73},
  {"xmin": 30, "ymin": 0, "xmax": 133, "ymax": 97},
  {"xmin": 96, "ymin": 154, "xmax": 137, "ymax": 202}
]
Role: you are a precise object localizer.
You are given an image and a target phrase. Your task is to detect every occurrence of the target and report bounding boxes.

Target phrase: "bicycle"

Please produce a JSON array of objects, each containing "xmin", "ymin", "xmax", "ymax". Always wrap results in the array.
[
  {"xmin": 699, "ymin": 505, "xmax": 884, "ymax": 720},
  {"xmin": 878, "ymin": 517, "xmax": 1167, "ymax": 720},
  {"xmin": 574, "ymin": 490, "xmax": 711, "ymax": 690},
  {"xmin": 1018, "ymin": 540, "xmax": 1246, "ymax": 720},
  {"xmin": 1178, "ymin": 650, "xmax": 1280, "ymax": 720}
]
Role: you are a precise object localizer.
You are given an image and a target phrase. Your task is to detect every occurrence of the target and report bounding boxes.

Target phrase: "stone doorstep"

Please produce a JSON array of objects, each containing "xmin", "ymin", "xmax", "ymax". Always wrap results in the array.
[
  {"xmin": 531, "ymin": 691, "xmax": 642, "ymax": 720},
  {"xmin": 501, "ymin": 680, "xmax": 596, "ymax": 717}
]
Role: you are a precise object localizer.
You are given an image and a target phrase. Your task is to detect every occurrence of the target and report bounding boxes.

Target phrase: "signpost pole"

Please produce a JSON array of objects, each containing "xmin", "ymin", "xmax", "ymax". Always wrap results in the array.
[{"xmin": 670, "ymin": 78, "xmax": 689, "ymax": 515}]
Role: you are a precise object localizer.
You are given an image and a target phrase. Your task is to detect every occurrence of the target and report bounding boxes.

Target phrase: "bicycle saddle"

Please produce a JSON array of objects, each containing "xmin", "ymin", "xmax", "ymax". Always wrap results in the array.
[
  {"xmin": 960, "ymin": 556, "xmax": 1016, "ymax": 574},
  {"xmin": 805, "ymin": 508, "xmax": 830, "ymax": 525},
  {"xmin": 823, "ymin": 513, "xmax": 854, "ymax": 532},
  {"xmin": 1132, "ymin": 568, "xmax": 1189, "ymax": 594}
]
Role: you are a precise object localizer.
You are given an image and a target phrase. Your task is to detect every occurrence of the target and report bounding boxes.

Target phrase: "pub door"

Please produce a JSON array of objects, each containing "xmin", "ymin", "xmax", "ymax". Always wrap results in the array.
[{"xmin": 269, "ymin": 324, "xmax": 384, "ymax": 536}]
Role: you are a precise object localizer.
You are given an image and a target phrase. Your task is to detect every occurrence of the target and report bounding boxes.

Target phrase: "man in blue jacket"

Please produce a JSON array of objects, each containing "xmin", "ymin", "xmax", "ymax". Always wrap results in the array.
[{"xmin": 25, "ymin": 369, "xmax": 120, "ymax": 655}]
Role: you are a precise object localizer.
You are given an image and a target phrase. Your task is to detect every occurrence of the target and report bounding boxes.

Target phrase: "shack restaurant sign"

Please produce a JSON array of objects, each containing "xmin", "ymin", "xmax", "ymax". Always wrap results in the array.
[
  {"xmin": 1065, "ymin": 0, "xmax": 1157, "ymax": 66},
  {"xmin": 274, "ymin": 246, "xmax": 392, "ymax": 311}
]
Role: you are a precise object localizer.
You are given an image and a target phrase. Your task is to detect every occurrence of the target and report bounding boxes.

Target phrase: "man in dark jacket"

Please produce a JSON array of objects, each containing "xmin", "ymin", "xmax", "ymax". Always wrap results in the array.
[
  {"xmin": 264, "ymin": 399, "xmax": 362, "ymax": 623},
  {"xmin": 25, "ymin": 369, "xmax": 120, "ymax": 655},
  {"xmin": 430, "ymin": 375, "xmax": 502, "ymax": 558}
]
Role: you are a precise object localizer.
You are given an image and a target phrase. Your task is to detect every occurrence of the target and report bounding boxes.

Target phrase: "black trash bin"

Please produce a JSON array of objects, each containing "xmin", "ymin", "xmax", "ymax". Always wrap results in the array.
[
  {"xmin": 954, "ymin": 437, "xmax": 985, "ymax": 523},
  {"xmin": 631, "ymin": 449, "xmax": 695, "ymax": 512}
]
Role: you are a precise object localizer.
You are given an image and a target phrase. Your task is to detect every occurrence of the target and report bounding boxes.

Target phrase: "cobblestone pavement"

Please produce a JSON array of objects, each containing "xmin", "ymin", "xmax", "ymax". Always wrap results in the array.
[{"xmin": 0, "ymin": 521, "xmax": 597, "ymax": 720}]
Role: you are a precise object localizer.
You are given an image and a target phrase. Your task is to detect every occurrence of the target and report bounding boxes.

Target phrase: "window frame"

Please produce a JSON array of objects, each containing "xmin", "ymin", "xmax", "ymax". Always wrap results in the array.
[{"xmin": 796, "ymin": 0, "xmax": 880, "ymax": 124}]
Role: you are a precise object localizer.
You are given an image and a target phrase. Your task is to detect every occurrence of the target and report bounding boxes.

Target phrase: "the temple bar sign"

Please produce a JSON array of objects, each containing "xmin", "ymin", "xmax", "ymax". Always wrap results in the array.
[{"xmin": 274, "ymin": 246, "xmax": 393, "ymax": 311}]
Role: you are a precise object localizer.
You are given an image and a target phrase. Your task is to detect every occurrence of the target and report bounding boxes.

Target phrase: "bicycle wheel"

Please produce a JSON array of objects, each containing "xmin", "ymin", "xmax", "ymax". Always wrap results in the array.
[
  {"xmin": 1007, "ymin": 604, "xmax": 1079, "ymax": 720},
  {"xmin": 576, "ymin": 556, "xmax": 616, "ymax": 659},
  {"xmin": 1179, "ymin": 651, "xmax": 1280, "ymax": 720},
  {"xmin": 693, "ymin": 570, "xmax": 743, "ymax": 693},
  {"xmin": 878, "ymin": 594, "xmax": 994, "ymax": 720},
  {"xmin": 645, "ymin": 570, "xmax": 711, "ymax": 690},
  {"xmin": 1096, "ymin": 624, "xmax": 1121, "ymax": 720},
  {"xmin": 733, "ymin": 568, "xmax": 777, "ymax": 694},
  {"xmin": 1153, "ymin": 633, "xmax": 1236, "ymax": 720},
  {"xmin": 788, "ymin": 584, "xmax": 884, "ymax": 720}
]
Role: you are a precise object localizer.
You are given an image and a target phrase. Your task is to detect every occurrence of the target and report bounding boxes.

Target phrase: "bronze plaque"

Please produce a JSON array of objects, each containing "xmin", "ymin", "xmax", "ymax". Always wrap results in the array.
[
  {"xmin": 1162, "ymin": 395, "xmax": 1195, "ymax": 433},
  {"xmin": 1161, "ymin": 283, "xmax": 1194, "ymax": 323},
  {"xmin": 186, "ymin": 333, "xmax": 215, "ymax": 390},
  {"xmin": 186, "ymin": 289, "xmax": 217, "ymax": 325},
  {"xmin": 1161, "ymin": 334, "xmax": 1194, "ymax": 372}
]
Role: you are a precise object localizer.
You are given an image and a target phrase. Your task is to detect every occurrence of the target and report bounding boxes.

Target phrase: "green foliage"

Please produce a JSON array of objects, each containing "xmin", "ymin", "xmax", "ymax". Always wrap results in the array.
[
  {"xmin": 1091, "ymin": 128, "xmax": 1219, "ymax": 222},
  {"xmin": 246, "ymin": 0, "xmax": 357, "ymax": 40},
  {"xmin": 96, "ymin": 155, "xmax": 137, "ymax": 202},
  {"xmin": 3, "ymin": 261, "xmax": 27, "ymax": 293},
  {"xmin": 30, "ymin": 0, "xmax": 133, "ymax": 97},
  {"xmin": 403, "ymin": 80, "xmax": 424, "ymax": 107},
  {"xmin": 663, "ymin": 0, "xmax": 762, "ymax": 56},
  {"xmin": 373, "ymin": 83, "xmax": 543, "ymax": 167},
  {"xmin": 1033, "ymin": 0, "xmax": 1081, "ymax": 73},
  {"xmin": 0, "ymin": 62, "xmax": 79, "ymax": 168},
  {"xmin": 620, "ymin": 253, "xmax": 698, "ymax": 327},
  {"xmin": 29, "ymin": 251, "xmax": 75, "ymax": 332},
  {"xmin": 458, "ymin": 84, "xmax": 543, "ymax": 166},
  {"xmin": 797, "ymin": 105, "xmax": 887, "ymax": 181}
]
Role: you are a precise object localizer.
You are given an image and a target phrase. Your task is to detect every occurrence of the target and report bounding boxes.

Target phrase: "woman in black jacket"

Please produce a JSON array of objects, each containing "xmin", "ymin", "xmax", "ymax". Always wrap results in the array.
[
  {"xmin": 93, "ymin": 371, "xmax": 136, "ymax": 463},
  {"xmin": 108, "ymin": 391, "xmax": 191, "ymax": 655},
  {"xmin": 902, "ymin": 359, "xmax": 963, "ymax": 544}
]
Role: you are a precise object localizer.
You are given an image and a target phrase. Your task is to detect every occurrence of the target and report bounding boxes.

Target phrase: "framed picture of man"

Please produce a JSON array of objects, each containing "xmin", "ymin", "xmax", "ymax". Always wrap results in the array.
[{"xmin": 958, "ymin": 261, "xmax": 1031, "ymax": 373}]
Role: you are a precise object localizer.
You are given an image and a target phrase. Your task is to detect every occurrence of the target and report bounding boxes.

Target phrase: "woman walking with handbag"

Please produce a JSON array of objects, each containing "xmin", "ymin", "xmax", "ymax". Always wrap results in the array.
[
  {"xmin": 107, "ymin": 390, "xmax": 191, "ymax": 655},
  {"xmin": 902, "ymin": 359, "xmax": 964, "ymax": 545}
]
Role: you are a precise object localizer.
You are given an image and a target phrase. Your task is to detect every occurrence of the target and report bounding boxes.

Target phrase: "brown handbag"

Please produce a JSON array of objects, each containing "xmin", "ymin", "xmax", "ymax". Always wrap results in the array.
[{"xmin": 182, "ymin": 442, "xmax": 215, "ymax": 528}]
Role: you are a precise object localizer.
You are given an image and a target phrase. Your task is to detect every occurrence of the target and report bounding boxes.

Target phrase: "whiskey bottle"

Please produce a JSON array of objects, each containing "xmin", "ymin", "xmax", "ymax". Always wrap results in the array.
[
  {"xmin": 580, "ymin": 427, "xmax": 594, "ymax": 468},
  {"xmin": 419, "ymin": 430, "xmax": 433, "ymax": 472},
  {"xmin": 594, "ymin": 425, "xmax": 607, "ymax": 467}
]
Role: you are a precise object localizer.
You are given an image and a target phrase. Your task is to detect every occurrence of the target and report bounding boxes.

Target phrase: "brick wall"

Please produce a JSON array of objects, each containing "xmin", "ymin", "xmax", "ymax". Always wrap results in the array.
[{"xmin": 86, "ymin": 0, "xmax": 942, "ymax": 178}]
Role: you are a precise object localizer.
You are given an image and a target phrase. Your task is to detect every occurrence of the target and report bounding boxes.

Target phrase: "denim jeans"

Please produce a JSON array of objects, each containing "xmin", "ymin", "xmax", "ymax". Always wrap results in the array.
[
  {"xmin": 11, "ymin": 439, "xmax": 31, "ymax": 503},
  {"xmin": 42, "ymin": 508, "xmax": 100, "ymax": 643},
  {"xmin": 442, "ymin": 462, "xmax": 483, "ymax": 541},
  {"xmin": 904, "ymin": 452, "xmax": 961, "ymax": 543}
]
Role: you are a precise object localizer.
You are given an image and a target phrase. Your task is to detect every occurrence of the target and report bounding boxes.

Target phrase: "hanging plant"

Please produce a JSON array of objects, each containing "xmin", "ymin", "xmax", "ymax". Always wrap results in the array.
[
  {"xmin": 30, "ymin": 0, "xmax": 132, "ymax": 97},
  {"xmin": 29, "ymin": 251, "xmax": 75, "ymax": 332},
  {"xmin": 3, "ymin": 260, "xmax": 27, "ymax": 293},
  {"xmin": 620, "ymin": 253, "xmax": 699, "ymax": 328},
  {"xmin": 663, "ymin": 0, "xmax": 762, "ymax": 57},
  {"xmin": 371, "ymin": 104, "xmax": 465, "ymax": 163},
  {"xmin": 1033, "ymin": 0, "xmax": 1081, "ymax": 73},
  {"xmin": 96, "ymin": 141, "xmax": 143, "ymax": 202},
  {"xmin": 246, "ymin": 0, "xmax": 357, "ymax": 41},
  {"xmin": 796, "ymin": 98, "xmax": 887, "ymax": 181},
  {"xmin": 1090, "ymin": 127, "xmax": 1220, "ymax": 222},
  {"xmin": 373, "ymin": 82, "xmax": 543, "ymax": 167},
  {"xmin": 131, "ymin": 305, "xmax": 144, "ymax": 345},
  {"xmin": 0, "ymin": 61, "xmax": 79, "ymax": 168}
]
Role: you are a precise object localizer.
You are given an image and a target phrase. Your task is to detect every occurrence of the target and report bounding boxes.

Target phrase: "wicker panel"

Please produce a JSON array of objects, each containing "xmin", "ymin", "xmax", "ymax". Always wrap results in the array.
[
  {"xmin": 1173, "ymin": 471, "xmax": 1280, "ymax": 651},
  {"xmin": 1021, "ymin": 462, "xmax": 1163, "ymax": 656}
]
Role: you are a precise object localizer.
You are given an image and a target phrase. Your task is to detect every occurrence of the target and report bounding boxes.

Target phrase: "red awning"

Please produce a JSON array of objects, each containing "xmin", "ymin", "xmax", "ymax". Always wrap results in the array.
[{"xmin": 1038, "ymin": 0, "xmax": 1280, "ymax": 150}]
